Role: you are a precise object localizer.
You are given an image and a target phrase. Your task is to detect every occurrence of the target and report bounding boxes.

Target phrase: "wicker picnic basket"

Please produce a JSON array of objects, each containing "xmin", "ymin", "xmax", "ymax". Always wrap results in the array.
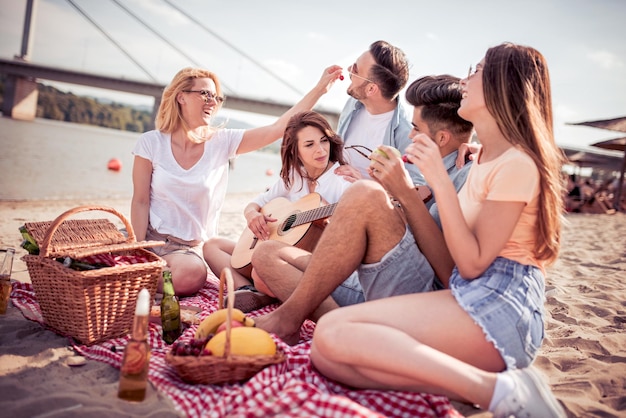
[
  {"xmin": 22, "ymin": 205, "xmax": 166, "ymax": 346},
  {"xmin": 166, "ymin": 268, "xmax": 285, "ymax": 384}
]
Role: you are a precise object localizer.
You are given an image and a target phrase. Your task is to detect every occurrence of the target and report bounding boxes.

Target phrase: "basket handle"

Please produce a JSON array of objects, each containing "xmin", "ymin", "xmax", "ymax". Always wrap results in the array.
[
  {"xmin": 39, "ymin": 205, "xmax": 136, "ymax": 257},
  {"xmin": 219, "ymin": 268, "xmax": 236, "ymax": 359}
]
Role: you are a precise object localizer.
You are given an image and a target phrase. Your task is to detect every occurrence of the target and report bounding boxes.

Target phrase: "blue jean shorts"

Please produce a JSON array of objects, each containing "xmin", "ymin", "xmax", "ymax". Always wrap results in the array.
[
  {"xmin": 450, "ymin": 257, "xmax": 545, "ymax": 369},
  {"xmin": 331, "ymin": 228, "xmax": 435, "ymax": 306}
]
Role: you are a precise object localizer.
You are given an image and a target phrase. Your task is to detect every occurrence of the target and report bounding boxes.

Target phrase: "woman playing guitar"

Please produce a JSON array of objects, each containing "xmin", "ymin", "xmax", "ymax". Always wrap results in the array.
[{"xmin": 203, "ymin": 111, "xmax": 352, "ymax": 312}]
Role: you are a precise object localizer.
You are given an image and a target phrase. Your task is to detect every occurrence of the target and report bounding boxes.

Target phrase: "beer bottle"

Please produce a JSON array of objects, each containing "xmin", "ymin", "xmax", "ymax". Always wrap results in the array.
[
  {"xmin": 118, "ymin": 288, "xmax": 151, "ymax": 402},
  {"xmin": 160, "ymin": 270, "xmax": 181, "ymax": 344},
  {"xmin": 0, "ymin": 247, "xmax": 15, "ymax": 315}
]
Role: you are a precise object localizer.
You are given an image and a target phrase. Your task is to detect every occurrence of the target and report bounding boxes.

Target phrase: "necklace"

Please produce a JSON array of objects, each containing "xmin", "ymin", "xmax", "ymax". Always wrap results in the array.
[{"xmin": 304, "ymin": 161, "xmax": 331, "ymax": 189}]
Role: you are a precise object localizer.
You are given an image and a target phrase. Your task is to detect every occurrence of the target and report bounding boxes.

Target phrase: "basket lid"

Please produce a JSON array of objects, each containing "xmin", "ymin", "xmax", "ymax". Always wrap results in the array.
[{"xmin": 24, "ymin": 218, "xmax": 164, "ymax": 258}]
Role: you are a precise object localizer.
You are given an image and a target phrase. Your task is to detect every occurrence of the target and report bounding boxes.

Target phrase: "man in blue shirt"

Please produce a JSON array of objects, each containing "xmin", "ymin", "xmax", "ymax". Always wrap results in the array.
[
  {"xmin": 251, "ymin": 75, "xmax": 474, "ymax": 345},
  {"xmin": 333, "ymin": 40, "xmax": 423, "ymax": 185}
]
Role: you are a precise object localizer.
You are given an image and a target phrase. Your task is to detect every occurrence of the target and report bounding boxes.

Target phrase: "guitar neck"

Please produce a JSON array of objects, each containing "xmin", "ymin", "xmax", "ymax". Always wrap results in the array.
[{"xmin": 292, "ymin": 202, "xmax": 338, "ymax": 227}]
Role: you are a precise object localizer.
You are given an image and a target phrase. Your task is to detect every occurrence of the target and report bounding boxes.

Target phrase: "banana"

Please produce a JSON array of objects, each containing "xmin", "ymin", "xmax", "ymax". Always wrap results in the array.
[{"xmin": 194, "ymin": 308, "xmax": 255, "ymax": 339}]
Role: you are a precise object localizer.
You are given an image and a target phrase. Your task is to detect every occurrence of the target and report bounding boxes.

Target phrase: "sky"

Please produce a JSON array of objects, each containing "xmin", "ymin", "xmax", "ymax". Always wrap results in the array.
[{"xmin": 1, "ymin": 0, "xmax": 625, "ymax": 149}]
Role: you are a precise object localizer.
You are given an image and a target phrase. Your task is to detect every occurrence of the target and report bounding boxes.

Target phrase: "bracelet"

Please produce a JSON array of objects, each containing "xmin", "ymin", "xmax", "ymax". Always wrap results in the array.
[{"xmin": 415, "ymin": 185, "xmax": 433, "ymax": 203}]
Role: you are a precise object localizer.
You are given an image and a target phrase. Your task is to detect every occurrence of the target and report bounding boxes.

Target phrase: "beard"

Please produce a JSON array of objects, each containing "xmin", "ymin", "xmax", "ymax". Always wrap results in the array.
[{"xmin": 347, "ymin": 83, "xmax": 367, "ymax": 101}]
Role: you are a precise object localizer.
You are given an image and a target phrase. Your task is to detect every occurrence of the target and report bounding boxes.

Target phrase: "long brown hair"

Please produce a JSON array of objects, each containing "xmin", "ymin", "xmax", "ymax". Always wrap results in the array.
[
  {"xmin": 279, "ymin": 111, "xmax": 347, "ymax": 189},
  {"xmin": 483, "ymin": 43, "xmax": 565, "ymax": 265},
  {"xmin": 155, "ymin": 67, "xmax": 223, "ymax": 143}
]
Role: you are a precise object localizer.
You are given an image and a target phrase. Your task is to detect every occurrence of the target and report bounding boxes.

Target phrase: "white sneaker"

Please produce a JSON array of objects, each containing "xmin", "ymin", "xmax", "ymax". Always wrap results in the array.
[{"xmin": 492, "ymin": 367, "xmax": 566, "ymax": 418}]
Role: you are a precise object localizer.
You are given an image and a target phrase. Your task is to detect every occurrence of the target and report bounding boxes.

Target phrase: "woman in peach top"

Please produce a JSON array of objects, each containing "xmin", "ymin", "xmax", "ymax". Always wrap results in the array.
[{"xmin": 310, "ymin": 43, "xmax": 566, "ymax": 417}]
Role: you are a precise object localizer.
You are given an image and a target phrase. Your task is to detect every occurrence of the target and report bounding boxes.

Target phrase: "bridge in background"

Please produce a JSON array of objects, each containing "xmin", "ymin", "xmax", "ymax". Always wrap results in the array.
[
  {"xmin": 0, "ymin": 0, "xmax": 339, "ymax": 128},
  {"xmin": 0, "ymin": 58, "xmax": 340, "ymax": 128}
]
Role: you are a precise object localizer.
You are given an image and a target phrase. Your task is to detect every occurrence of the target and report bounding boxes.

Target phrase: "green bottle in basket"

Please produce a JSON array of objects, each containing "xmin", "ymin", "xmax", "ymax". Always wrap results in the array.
[{"xmin": 161, "ymin": 270, "xmax": 181, "ymax": 344}]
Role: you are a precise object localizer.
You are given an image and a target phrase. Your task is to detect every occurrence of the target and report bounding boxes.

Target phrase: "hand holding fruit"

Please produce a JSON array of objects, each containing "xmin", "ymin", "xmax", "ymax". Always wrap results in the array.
[
  {"xmin": 368, "ymin": 146, "xmax": 402, "ymax": 176},
  {"xmin": 368, "ymin": 145, "xmax": 416, "ymax": 198},
  {"xmin": 405, "ymin": 133, "xmax": 449, "ymax": 187},
  {"xmin": 369, "ymin": 146, "xmax": 402, "ymax": 161}
]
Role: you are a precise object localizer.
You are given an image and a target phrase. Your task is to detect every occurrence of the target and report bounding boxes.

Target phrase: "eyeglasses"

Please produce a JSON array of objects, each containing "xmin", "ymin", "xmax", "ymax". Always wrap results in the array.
[
  {"xmin": 345, "ymin": 144, "xmax": 373, "ymax": 160},
  {"xmin": 182, "ymin": 90, "xmax": 225, "ymax": 104},
  {"xmin": 467, "ymin": 65, "xmax": 481, "ymax": 80},
  {"xmin": 347, "ymin": 64, "xmax": 375, "ymax": 84}
]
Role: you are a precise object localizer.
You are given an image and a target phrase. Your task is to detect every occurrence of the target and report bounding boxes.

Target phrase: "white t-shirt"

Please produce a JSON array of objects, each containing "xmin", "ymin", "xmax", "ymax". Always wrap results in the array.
[
  {"xmin": 132, "ymin": 128, "xmax": 245, "ymax": 242},
  {"xmin": 252, "ymin": 162, "xmax": 352, "ymax": 207},
  {"xmin": 343, "ymin": 108, "xmax": 394, "ymax": 179}
]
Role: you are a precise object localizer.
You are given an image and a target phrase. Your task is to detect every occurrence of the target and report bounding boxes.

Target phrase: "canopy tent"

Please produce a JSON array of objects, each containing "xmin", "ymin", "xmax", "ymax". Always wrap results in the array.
[
  {"xmin": 569, "ymin": 116, "xmax": 626, "ymax": 133},
  {"xmin": 569, "ymin": 117, "xmax": 626, "ymax": 211},
  {"xmin": 591, "ymin": 136, "xmax": 626, "ymax": 152},
  {"xmin": 590, "ymin": 137, "xmax": 626, "ymax": 211},
  {"xmin": 562, "ymin": 147, "xmax": 624, "ymax": 172}
]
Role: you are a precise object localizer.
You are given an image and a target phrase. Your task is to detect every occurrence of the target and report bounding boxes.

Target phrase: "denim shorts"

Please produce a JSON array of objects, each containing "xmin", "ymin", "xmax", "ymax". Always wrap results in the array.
[
  {"xmin": 331, "ymin": 228, "xmax": 435, "ymax": 306},
  {"xmin": 450, "ymin": 257, "xmax": 545, "ymax": 369}
]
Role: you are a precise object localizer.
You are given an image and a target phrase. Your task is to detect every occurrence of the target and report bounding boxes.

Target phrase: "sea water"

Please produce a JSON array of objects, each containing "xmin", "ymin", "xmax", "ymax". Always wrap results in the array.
[{"xmin": 0, "ymin": 117, "xmax": 282, "ymax": 201}]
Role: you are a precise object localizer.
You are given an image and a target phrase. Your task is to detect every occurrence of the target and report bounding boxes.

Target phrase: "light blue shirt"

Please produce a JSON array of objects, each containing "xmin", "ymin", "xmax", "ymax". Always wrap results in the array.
[
  {"xmin": 336, "ymin": 97, "xmax": 425, "ymax": 185},
  {"xmin": 429, "ymin": 149, "xmax": 473, "ymax": 228}
]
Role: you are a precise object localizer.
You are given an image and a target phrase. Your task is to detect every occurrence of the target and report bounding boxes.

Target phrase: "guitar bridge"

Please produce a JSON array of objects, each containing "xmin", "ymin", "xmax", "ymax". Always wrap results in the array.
[{"xmin": 248, "ymin": 236, "xmax": 258, "ymax": 250}]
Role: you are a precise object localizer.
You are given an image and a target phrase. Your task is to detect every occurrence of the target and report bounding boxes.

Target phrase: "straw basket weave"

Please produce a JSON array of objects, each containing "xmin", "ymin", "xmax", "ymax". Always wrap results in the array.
[
  {"xmin": 166, "ymin": 268, "xmax": 285, "ymax": 384},
  {"xmin": 22, "ymin": 205, "xmax": 166, "ymax": 345}
]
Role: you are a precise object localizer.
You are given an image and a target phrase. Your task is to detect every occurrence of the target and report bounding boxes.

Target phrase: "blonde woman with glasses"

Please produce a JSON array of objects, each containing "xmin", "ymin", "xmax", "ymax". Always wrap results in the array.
[{"xmin": 131, "ymin": 66, "xmax": 337, "ymax": 296}]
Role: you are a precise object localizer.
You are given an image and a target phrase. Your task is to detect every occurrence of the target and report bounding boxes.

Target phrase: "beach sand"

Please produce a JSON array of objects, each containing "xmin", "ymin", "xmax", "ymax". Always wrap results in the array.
[{"xmin": 1, "ymin": 196, "xmax": 624, "ymax": 417}]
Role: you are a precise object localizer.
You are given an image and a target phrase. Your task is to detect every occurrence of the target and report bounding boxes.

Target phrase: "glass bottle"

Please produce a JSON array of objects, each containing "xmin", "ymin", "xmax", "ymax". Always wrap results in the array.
[
  {"xmin": 118, "ymin": 288, "xmax": 151, "ymax": 402},
  {"xmin": 0, "ymin": 247, "xmax": 15, "ymax": 315},
  {"xmin": 160, "ymin": 270, "xmax": 181, "ymax": 344}
]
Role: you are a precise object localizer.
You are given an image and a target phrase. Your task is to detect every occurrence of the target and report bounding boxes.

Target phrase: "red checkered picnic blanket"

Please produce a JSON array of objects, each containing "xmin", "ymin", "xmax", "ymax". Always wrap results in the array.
[{"xmin": 10, "ymin": 280, "xmax": 463, "ymax": 418}]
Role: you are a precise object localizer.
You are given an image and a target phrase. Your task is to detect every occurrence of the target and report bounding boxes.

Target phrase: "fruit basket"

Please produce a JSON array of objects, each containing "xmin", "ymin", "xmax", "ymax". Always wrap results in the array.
[
  {"xmin": 22, "ymin": 205, "xmax": 166, "ymax": 345},
  {"xmin": 166, "ymin": 268, "xmax": 285, "ymax": 384}
]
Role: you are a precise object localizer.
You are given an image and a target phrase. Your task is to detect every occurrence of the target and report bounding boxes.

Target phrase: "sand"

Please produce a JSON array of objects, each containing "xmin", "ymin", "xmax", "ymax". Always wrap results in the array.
[{"xmin": 1, "ymin": 196, "xmax": 625, "ymax": 417}]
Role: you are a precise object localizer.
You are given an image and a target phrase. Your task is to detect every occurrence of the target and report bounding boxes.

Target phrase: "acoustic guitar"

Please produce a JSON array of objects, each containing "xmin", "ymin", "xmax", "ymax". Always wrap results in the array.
[{"xmin": 230, "ymin": 193, "xmax": 337, "ymax": 277}]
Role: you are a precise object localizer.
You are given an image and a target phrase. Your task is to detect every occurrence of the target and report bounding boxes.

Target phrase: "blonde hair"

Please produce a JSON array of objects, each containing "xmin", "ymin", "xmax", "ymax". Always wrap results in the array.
[
  {"xmin": 155, "ymin": 67, "xmax": 223, "ymax": 143},
  {"xmin": 483, "ymin": 43, "xmax": 565, "ymax": 265}
]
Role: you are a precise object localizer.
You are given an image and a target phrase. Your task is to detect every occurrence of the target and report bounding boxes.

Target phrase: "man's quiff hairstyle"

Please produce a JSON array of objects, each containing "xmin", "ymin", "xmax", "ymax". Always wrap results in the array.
[
  {"xmin": 368, "ymin": 40, "xmax": 410, "ymax": 100},
  {"xmin": 405, "ymin": 75, "xmax": 473, "ymax": 140}
]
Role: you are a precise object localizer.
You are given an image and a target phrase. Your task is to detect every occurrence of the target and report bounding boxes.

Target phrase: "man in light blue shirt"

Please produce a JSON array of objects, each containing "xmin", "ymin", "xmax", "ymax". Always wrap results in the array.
[
  {"xmin": 252, "ymin": 75, "xmax": 475, "ymax": 344},
  {"xmin": 333, "ymin": 40, "xmax": 424, "ymax": 185}
]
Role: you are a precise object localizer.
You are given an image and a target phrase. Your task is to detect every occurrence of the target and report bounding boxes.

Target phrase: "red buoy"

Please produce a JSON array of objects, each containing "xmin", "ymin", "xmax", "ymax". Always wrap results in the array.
[{"xmin": 107, "ymin": 158, "xmax": 122, "ymax": 172}]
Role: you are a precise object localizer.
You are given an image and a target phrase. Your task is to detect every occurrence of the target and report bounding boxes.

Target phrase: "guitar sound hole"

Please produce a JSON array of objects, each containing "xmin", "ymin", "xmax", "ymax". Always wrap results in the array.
[
  {"xmin": 248, "ymin": 236, "xmax": 258, "ymax": 250},
  {"xmin": 280, "ymin": 214, "xmax": 297, "ymax": 235}
]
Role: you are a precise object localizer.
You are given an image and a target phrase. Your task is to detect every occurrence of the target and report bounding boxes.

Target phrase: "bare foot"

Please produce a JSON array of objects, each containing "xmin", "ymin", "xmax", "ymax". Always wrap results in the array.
[{"xmin": 254, "ymin": 310, "xmax": 302, "ymax": 346}]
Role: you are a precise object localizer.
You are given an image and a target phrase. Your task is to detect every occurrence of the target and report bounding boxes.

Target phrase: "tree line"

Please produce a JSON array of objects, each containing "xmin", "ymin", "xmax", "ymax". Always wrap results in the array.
[{"xmin": 0, "ymin": 75, "xmax": 154, "ymax": 133}]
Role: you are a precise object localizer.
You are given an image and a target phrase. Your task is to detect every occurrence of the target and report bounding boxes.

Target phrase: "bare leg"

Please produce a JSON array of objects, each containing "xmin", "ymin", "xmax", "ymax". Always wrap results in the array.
[
  {"xmin": 163, "ymin": 252, "xmax": 208, "ymax": 296},
  {"xmin": 250, "ymin": 268, "xmax": 275, "ymax": 297},
  {"xmin": 310, "ymin": 290, "xmax": 505, "ymax": 408},
  {"xmin": 252, "ymin": 241, "xmax": 339, "ymax": 321},
  {"xmin": 254, "ymin": 180, "xmax": 407, "ymax": 345},
  {"xmin": 203, "ymin": 237, "xmax": 253, "ymax": 290}
]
